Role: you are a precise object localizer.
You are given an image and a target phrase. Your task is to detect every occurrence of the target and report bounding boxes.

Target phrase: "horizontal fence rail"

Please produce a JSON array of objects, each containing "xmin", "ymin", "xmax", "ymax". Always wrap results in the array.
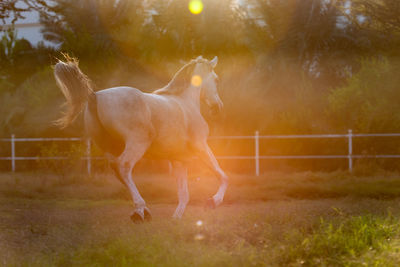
[{"xmin": 2, "ymin": 130, "xmax": 400, "ymax": 175}]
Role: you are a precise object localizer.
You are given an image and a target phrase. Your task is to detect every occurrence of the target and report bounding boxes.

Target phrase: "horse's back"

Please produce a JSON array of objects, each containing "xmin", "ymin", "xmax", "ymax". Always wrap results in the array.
[{"xmin": 87, "ymin": 86, "xmax": 153, "ymax": 143}]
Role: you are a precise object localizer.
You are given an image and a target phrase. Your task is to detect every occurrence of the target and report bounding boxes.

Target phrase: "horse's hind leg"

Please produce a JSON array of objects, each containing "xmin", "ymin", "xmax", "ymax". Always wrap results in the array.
[
  {"xmin": 171, "ymin": 161, "xmax": 189, "ymax": 219},
  {"xmin": 104, "ymin": 153, "xmax": 127, "ymax": 187},
  {"xmin": 195, "ymin": 144, "xmax": 228, "ymax": 209},
  {"xmin": 116, "ymin": 141, "xmax": 151, "ymax": 223}
]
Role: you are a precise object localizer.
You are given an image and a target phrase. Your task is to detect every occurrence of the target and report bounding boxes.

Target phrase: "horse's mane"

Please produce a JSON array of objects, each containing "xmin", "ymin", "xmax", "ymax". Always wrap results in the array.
[{"xmin": 154, "ymin": 58, "xmax": 208, "ymax": 95}]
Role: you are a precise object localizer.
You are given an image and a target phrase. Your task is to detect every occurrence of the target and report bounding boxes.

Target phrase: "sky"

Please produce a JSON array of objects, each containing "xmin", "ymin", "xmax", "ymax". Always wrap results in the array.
[{"xmin": 2, "ymin": 1, "xmax": 54, "ymax": 47}]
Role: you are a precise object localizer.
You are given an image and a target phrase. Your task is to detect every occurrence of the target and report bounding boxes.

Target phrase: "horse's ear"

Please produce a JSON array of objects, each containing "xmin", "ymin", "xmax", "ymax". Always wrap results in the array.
[{"xmin": 210, "ymin": 56, "xmax": 218, "ymax": 68}]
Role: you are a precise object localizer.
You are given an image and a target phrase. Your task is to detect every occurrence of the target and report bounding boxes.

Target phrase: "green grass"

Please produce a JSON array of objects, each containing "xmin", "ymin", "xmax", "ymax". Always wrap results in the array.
[
  {"xmin": 2, "ymin": 171, "xmax": 400, "ymax": 266},
  {"xmin": 284, "ymin": 214, "xmax": 399, "ymax": 266}
]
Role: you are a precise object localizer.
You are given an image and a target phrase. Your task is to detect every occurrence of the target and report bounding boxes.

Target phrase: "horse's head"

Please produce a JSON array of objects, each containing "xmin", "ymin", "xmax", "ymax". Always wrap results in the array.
[{"xmin": 192, "ymin": 56, "xmax": 223, "ymax": 115}]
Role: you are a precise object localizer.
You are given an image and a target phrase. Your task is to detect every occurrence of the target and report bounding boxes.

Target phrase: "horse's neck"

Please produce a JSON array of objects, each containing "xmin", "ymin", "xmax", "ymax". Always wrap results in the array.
[{"xmin": 179, "ymin": 85, "xmax": 201, "ymax": 108}]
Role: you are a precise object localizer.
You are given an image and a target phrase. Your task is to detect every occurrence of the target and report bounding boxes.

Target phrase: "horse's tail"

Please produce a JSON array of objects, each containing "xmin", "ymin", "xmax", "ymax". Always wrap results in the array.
[{"xmin": 53, "ymin": 56, "xmax": 95, "ymax": 129}]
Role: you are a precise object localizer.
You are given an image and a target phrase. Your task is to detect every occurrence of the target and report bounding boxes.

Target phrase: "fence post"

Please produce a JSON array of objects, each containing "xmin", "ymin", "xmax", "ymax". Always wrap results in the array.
[
  {"xmin": 255, "ymin": 131, "xmax": 260, "ymax": 176},
  {"xmin": 86, "ymin": 138, "xmax": 91, "ymax": 176},
  {"xmin": 11, "ymin": 134, "xmax": 15, "ymax": 172},
  {"xmin": 348, "ymin": 129, "xmax": 353, "ymax": 172}
]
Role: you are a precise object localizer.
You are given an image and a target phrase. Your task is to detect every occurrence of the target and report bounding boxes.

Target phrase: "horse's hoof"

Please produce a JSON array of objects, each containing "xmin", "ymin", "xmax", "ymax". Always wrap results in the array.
[
  {"xmin": 204, "ymin": 198, "xmax": 216, "ymax": 210},
  {"xmin": 131, "ymin": 208, "xmax": 152, "ymax": 223},
  {"xmin": 144, "ymin": 207, "xmax": 152, "ymax": 222},
  {"xmin": 131, "ymin": 212, "xmax": 144, "ymax": 224}
]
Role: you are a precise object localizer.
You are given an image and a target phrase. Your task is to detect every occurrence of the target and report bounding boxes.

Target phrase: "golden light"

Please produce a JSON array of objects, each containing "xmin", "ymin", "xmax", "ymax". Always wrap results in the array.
[
  {"xmin": 191, "ymin": 75, "xmax": 202, "ymax": 87},
  {"xmin": 194, "ymin": 233, "xmax": 205, "ymax": 241},
  {"xmin": 188, "ymin": 0, "xmax": 203, "ymax": 15},
  {"xmin": 196, "ymin": 220, "xmax": 203, "ymax": 226}
]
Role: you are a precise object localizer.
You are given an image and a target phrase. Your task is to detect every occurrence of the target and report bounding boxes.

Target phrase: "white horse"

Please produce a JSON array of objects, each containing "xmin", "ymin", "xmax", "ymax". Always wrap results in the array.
[{"xmin": 54, "ymin": 55, "xmax": 228, "ymax": 223}]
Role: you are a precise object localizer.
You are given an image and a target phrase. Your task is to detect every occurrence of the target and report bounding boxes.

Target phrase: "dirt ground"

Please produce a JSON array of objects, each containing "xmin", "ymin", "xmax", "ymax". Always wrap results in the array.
[
  {"xmin": 1, "ymin": 196, "xmax": 400, "ymax": 266},
  {"xmin": 2, "ymin": 171, "xmax": 400, "ymax": 266}
]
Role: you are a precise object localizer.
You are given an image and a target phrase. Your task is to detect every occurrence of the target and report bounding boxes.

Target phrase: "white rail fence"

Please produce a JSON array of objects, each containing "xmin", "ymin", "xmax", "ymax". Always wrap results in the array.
[{"xmin": 2, "ymin": 130, "xmax": 400, "ymax": 176}]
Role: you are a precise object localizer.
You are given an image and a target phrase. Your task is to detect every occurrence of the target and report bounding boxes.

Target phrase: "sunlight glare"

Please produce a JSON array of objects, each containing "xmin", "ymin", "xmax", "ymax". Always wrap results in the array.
[
  {"xmin": 189, "ymin": 0, "xmax": 203, "ymax": 15},
  {"xmin": 194, "ymin": 233, "xmax": 205, "ymax": 240},
  {"xmin": 196, "ymin": 220, "xmax": 203, "ymax": 226},
  {"xmin": 191, "ymin": 75, "xmax": 202, "ymax": 87}
]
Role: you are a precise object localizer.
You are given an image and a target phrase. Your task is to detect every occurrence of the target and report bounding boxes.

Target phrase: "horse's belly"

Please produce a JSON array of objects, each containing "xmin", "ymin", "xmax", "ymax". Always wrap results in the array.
[{"xmin": 144, "ymin": 138, "xmax": 192, "ymax": 160}]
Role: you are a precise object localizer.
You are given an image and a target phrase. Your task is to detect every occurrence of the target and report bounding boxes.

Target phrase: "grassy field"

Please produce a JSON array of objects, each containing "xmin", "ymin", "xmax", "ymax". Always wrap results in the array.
[{"xmin": 2, "ymin": 170, "xmax": 400, "ymax": 266}]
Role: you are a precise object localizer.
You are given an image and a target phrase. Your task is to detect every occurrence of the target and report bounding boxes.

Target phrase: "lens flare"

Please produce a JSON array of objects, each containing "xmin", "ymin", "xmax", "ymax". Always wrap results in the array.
[
  {"xmin": 191, "ymin": 75, "xmax": 202, "ymax": 87},
  {"xmin": 194, "ymin": 233, "xmax": 205, "ymax": 240},
  {"xmin": 188, "ymin": 0, "xmax": 203, "ymax": 15},
  {"xmin": 196, "ymin": 220, "xmax": 203, "ymax": 226}
]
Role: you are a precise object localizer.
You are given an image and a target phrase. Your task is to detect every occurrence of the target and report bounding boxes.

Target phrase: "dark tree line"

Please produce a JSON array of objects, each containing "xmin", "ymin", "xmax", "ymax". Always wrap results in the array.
[{"xmin": 2, "ymin": 0, "xmax": 399, "ymax": 87}]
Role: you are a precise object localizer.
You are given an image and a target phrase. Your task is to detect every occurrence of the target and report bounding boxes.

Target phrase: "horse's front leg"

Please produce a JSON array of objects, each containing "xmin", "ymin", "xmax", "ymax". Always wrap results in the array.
[
  {"xmin": 116, "ymin": 140, "xmax": 152, "ymax": 223},
  {"xmin": 194, "ymin": 143, "xmax": 228, "ymax": 209},
  {"xmin": 171, "ymin": 161, "xmax": 189, "ymax": 219}
]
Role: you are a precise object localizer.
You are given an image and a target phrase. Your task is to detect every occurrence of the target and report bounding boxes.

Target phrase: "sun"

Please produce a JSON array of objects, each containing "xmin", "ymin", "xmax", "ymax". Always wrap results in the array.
[{"xmin": 188, "ymin": 0, "xmax": 204, "ymax": 15}]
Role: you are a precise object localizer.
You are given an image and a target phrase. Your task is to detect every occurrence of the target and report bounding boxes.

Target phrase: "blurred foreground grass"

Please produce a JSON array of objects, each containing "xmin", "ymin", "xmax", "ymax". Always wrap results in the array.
[{"xmin": 2, "ymin": 171, "xmax": 400, "ymax": 266}]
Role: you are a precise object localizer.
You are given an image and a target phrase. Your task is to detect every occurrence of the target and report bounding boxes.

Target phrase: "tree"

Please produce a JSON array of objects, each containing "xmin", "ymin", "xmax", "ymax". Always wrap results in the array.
[
  {"xmin": 149, "ymin": 0, "xmax": 247, "ymax": 60},
  {"xmin": 350, "ymin": 0, "xmax": 400, "ymax": 57},
  {"xmin": 40, "ymin": 0, "xmax": 136, "ymax": 60},
  {"xmin": 0, "ymin": 0, "xmax": 47, "ymax": 24},
  {"xmin": 328, "ymin": 57, "xmax": 400, "ymax": 133}
]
